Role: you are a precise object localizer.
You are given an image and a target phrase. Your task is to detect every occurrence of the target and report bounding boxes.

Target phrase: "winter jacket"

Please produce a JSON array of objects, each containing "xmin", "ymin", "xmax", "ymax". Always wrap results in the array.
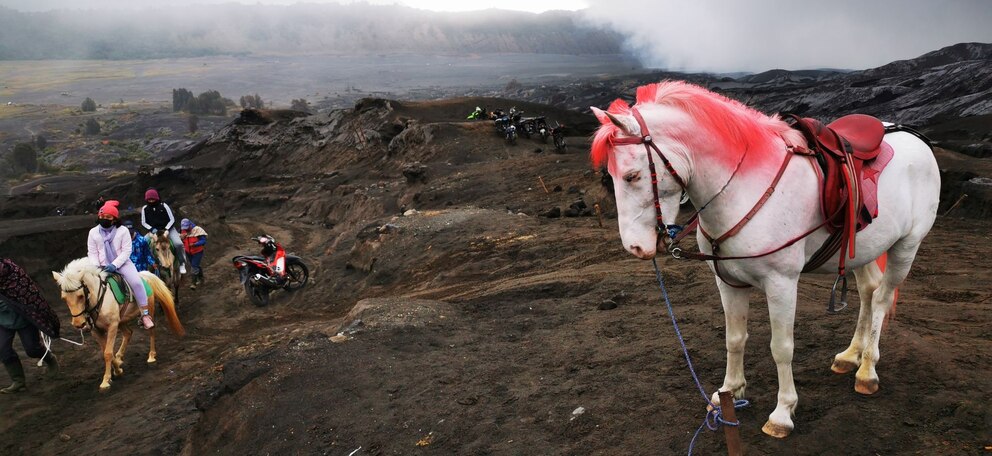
[
  {"xmin": 0, "ymin": 259, "xmax": 60, "ymax": 337},
  {"xmin": 182, "ymin": 226, "xmax": 208, "ymax": 256},
  {"xmin": 87, "ymin": 225, "xmax": 133, "ymax": 269},
  {"xmin": 130, "ymin": 235, "xmax": 156, "ymax": 272},
  {"xmin": 141, "ymin": 202, "xmax": 178, "ymax": 231}
]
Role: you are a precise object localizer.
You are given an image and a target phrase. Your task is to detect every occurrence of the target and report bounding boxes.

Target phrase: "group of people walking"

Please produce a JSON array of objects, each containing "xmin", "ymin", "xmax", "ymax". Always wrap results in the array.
[{"xmin": 0, "ymin": 187, "xmax": 206, "ymax": 393}]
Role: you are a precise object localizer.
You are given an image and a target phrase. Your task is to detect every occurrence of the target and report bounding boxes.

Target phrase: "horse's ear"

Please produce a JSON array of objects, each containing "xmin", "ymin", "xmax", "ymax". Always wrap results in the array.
[
  {"xmin": 52, "ymin": 271, "xmax": 63, "ymax": 283},
  {"xmin": 591, "ymin": 107, "xmax": 637, "ymax": 136}
]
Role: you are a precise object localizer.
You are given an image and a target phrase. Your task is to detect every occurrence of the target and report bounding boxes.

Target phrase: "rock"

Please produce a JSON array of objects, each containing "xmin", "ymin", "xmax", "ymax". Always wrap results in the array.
[
  {"xmin": 402, "ymin": 162, "xmax": 428, "ymax": 183},
  {"xmin": 404, "ymin": 209, "xmax": 419, "ymax": 216},
  {"xmin": 571, "ymin": 406, "xmax": 586, "ymax": 420},
  {"xmin": 553, "ymin": 185, "xmax": 563, "ymax": 192},
  {"xmin": 59, "ymin": 433, "xmax": 71, "ymax": 442},
  {"xmin": 598, "ymin": 300, "xmax": 617, "ymax": 310},
  {"xmin": 543, "ymin": 207, "xmax": 562, "ymax": 218},
  {"xmin": 330, "ymin": 334, "xmax": 352, "ymax": 343}
]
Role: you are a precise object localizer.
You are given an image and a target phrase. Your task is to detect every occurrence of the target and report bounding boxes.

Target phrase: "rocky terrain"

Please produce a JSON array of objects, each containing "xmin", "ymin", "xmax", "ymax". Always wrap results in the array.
[{"xmin": 0, "ymin": 43, "xmax": 990, "ymax": 455}]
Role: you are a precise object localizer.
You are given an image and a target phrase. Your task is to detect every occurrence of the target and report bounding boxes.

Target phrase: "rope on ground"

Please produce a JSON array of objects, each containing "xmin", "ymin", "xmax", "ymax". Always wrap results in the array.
[
  {"xmin": 36, "ymin": 330, "xmax": 86, "ymax": 367},
  {"xmin": 651, "ymin": 258, "xmax": 749, "ymax": 455}
]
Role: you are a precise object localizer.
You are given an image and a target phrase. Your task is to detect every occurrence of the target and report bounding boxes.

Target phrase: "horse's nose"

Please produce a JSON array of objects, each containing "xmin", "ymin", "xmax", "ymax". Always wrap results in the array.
[{"xmin": 629, "ymin": 244, "xmax": 655, "ymax": 259}]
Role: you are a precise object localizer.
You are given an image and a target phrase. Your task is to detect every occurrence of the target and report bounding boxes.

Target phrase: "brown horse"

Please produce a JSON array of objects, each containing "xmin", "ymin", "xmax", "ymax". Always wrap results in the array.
[
  {"xmin": 53, "ymin": 258, "xmax": 185, "ymax": 390},
  {"xmin": 150, "ymin": 231, "xmax": 182, "ymax": 302}
]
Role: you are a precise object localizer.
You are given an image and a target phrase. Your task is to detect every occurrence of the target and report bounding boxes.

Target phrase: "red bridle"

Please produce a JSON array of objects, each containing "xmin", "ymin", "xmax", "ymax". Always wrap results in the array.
[{"xmin": 610, "ymin": 108, "xmax": 688, "ymax": 242}]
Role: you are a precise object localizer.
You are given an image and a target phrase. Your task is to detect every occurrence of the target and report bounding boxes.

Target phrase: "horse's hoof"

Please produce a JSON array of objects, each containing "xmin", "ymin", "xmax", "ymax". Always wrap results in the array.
[
  {"xmin": 855, "ymin": 378, "xmax": 879, "ymax": 395},
  {"xmin": 147, "ymin": 357, "xmax": 157, "ymax": 364},
  {"xmin": 99, "ymin": 384, "xmax": 111, "ymax": 392},
  {"xmin": 831, "ymin": 359, "xmax": 858, "ymax": 374},
  {"xmin": 762, "ymin": 420, "xmax": 792, "ymax": 439}
]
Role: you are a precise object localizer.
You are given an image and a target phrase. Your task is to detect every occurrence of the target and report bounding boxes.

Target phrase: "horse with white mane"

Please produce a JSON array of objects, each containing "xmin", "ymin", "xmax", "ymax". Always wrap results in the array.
[
  {"xmin": 53, "ymin": 258, "xmax": 185, "ymax": 390},
  {"xmin": 591, "ymin": 81, "xmax": 939, "ymax": 438}
]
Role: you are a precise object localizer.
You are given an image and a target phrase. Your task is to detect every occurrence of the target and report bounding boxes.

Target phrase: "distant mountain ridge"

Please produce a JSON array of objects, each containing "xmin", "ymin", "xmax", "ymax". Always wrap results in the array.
[{"xmin": 0, "ymin": 4, "xmax": 624, "ymax": 60}]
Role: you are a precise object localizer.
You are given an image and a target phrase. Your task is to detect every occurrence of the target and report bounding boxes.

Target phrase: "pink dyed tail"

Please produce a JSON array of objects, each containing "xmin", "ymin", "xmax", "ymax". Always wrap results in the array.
[{"xmin": 876, "ymin": 253, "xmax": 899, "ymax": 329}]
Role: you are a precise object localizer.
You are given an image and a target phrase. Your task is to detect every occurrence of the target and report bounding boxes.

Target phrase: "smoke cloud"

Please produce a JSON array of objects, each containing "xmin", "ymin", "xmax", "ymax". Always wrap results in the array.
[{"xmin": 581, "ymin": 0, "xmax": 992, "ymax": 72}]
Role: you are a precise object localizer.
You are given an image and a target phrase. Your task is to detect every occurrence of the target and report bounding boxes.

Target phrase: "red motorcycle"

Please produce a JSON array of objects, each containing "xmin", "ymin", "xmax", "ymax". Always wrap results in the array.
[{"xmin": 232, "ymin": 235, "xmax": 309, "ymax": 306}]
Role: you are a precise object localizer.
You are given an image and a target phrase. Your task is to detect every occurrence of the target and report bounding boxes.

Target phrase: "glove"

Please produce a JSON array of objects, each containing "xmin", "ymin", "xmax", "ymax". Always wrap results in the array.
[
  {"xmin": 151, "ymin": 228, "xmax": 158, "ymax": 234},
  {"xmin": 103, "ymin": 264, "xmax": 118, "ymax": 274}
]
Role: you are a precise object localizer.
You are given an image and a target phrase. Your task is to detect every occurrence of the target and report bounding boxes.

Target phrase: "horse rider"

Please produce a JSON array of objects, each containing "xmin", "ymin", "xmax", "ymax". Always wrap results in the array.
[
  {"xmin": 89, "ymin": 200, "xmax": 154, "ymax": 330},
  {"xmin": 123, "ymin": 220, "xmax": 156, "ymax": 273},
  {"xmin": 180, "ymin": 218, "xmax": 208, "ymax": 289},
  {"xmin": 140, "ymin": 188, "xmax": 188, "ymax": 275},
  {"xmin": 0, "ymin": 258, "xmax": 61, "ymax": 393}
]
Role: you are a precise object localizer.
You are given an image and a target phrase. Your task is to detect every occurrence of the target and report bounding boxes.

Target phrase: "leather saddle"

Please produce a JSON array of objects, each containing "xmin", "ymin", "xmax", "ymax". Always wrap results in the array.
[{"xmin": 787, "ymin": 114, "xmax": 887, "ymax": 275}]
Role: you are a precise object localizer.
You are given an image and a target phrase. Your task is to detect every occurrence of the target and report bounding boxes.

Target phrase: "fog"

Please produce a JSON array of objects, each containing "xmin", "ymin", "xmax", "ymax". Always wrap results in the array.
[{"xmin": 581, "ymin": 0, "xmax": 992, "ymax": 72}]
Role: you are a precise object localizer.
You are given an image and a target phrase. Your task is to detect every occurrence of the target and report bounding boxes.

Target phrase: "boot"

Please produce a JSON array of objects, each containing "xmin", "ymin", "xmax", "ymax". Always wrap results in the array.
[
  {"xmin": 42, "ymin": 354, "xmax": 60, "ymax": 378},
  {"xmin": 1, "ymin": 362, "xmax": 26, "ymax": 393}
]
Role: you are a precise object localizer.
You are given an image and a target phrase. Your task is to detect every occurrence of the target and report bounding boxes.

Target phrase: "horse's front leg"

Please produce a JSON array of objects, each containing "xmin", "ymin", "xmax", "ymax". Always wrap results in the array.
[
  {"xmin": 100, "ymin": 323, "xmax": 118, "ymax": 391},
  {"xmin": 711, "ymin": 282, "xmax": 750, "ymax": 406},
  {"xmin": 761, "ymin": 276, "xmax": 799, "ymax": 438}
]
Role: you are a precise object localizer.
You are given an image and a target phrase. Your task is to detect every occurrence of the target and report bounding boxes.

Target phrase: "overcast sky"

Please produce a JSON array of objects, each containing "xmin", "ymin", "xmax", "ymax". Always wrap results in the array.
[
  {"xmin": 581, "ymin": 0, "xmax": 992, "ymax": 71},
  {"xmin": 2, "ymin": 0, "xmax": 989, "ymax": 71}
]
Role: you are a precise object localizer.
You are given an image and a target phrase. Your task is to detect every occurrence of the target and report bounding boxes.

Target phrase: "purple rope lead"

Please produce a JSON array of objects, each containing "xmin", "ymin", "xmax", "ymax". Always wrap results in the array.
[{"xmin": 652, "ymin": 258, "xmax": 749, "ymax": 455}]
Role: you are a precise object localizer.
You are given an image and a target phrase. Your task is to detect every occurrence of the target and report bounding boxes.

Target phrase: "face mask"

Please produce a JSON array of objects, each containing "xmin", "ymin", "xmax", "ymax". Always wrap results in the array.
[
  {"xmin": 98, "ymin": 219, "xmax": 113, "ymax": 228},
  {"xmin": 147, "ymin": 200, "xmax": 159, "ymax": 206}
]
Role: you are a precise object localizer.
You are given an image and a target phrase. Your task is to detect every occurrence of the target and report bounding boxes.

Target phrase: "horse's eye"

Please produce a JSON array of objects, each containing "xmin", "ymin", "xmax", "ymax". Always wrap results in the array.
[{"xmin": 623, "ymin": 173, "xmax": 639, "ymax": 183}]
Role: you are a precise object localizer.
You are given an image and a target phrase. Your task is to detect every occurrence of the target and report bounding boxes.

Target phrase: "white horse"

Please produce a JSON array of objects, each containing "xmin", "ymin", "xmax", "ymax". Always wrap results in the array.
[{"xmin": 591, "ymin": 81, "xmax": 939, "ymax": 438}]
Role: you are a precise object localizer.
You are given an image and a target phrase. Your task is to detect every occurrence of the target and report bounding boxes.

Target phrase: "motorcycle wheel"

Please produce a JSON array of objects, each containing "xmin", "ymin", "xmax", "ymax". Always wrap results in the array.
[
  {"xmin": 284, "ymin": 260, "xmax": 309, "ymax": 291},
  {"xmin": 245, "ymin": 281, "xmax": 270, "ymax": 306}
]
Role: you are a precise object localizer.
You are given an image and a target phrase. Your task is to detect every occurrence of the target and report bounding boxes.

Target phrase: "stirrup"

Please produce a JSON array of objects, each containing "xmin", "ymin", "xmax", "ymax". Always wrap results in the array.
[{"xmin": 827, "ymin": 274, "xmax": 849, "ymax": 314}]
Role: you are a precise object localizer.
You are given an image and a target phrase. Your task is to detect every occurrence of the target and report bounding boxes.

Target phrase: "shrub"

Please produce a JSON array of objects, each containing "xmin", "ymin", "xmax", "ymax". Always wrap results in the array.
[
  {"xmin": 84, "ymin": 118, "xmax": 101, "ymax": 135},
  {"xmin": 10, "ymin": 143, "xmax": 38, "ymax": 173},
  {"xmin": 290, "ymin": 98, "xmax": 311, "ymax": 113},
  {"xmin": 81, "ymin": 97, "xmax": 97, "ymax": 112}
]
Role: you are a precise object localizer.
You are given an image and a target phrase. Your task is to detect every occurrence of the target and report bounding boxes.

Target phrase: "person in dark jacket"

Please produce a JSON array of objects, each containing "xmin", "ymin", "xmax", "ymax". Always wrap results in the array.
[
  {"xmin": 0, "ymin": 258, "xmax": 60, "ymax": 393},
  {"xmin": 140, "ymin": 188, "xmax": 187, "ymax": 274}
]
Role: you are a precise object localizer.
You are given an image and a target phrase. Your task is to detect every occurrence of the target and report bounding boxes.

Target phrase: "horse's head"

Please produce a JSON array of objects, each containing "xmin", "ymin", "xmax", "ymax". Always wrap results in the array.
[
  {"xmin": 591, "ymin": 104, "xmax": 688, "ymax": 260},
  {"xmin": 152, "ymin": 231, "xmax": 173, "ymax": 262},
  {"xmin": 52, "ymin": 258, "xmax": 100, "ymax": 330}
]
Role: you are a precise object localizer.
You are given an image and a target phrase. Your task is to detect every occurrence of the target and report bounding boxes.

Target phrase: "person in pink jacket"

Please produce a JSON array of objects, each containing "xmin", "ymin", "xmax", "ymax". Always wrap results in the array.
[{"xmin": 87, "ymin": 200, "xmax": 154, "ymax": 329}]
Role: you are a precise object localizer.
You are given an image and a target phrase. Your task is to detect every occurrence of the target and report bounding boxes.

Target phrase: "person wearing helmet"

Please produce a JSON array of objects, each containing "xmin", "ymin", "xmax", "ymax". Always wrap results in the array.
[
  {"xmin": 180, "ymin": 219, "xmax": 207, "ymax": 289},
  {"xmin": 88, "ymin": 201, "xmax": 154, "ymax": 330},
  {"xmin": 258, "ymin": 236, "xmax": 287, "ymax": 285},
  {"xmin": 123, "ymin": 220, "xmax": 155, "ymax": 273},
  {"xmin": 140, "ymin": 188, "xmax": 187, "ymax": 275}
]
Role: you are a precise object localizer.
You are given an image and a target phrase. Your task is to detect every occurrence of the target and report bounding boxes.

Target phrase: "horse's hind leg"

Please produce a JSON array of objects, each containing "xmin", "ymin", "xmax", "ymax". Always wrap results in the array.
[
  {"xmin": 832, "ymin": 261, "xmax": 882, "ymax": 374},
  {"xmin": 113, "ymin": 327, "xmax": 133, "ymax": 377},
  {"xmin": 855, "ymin": 237, "xmax": 922, "ymax": 395}
]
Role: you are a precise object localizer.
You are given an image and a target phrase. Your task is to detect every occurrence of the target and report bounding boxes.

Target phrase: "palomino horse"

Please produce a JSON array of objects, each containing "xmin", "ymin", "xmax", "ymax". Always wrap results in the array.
[
  {"xmin": 591, "ymin": 81, "xmax": 939, "ymax": 438},
  {"xmin": 53, "ymin": 258, "xmax": 185, "ymax": 390},
  {"xmin": 150, "ymin": 231, "xmax": 181, "ymax": 302}
]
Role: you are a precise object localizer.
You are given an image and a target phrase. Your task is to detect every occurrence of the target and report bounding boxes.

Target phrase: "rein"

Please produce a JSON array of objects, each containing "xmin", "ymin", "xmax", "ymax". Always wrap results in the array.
[
  {"xmin": 64, "ymin": 274, "xmax": 112, "ymax": 325},
  {"xmin": 613, "ymin": 107, "xmax": 827, "ymax": 288}
]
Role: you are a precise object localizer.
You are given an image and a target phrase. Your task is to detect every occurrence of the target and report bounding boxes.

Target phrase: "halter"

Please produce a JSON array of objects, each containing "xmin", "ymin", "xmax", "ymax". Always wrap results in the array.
[
  {"xmin": 610, "ymin": 108, "xmax": 689, "ymax": 241},
  {"xmin": 63, "ymin": 275, "xmax": 110, "ymax": 325}
]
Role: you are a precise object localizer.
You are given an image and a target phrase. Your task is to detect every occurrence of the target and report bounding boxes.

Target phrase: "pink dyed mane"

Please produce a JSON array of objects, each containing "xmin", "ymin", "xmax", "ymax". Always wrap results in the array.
[{"xmin": 591, "ymin": 81, "xmax": 803, "ymax": 171}]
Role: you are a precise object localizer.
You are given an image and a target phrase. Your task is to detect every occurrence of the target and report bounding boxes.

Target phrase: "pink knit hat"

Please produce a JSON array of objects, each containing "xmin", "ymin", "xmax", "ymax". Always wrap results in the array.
[
  {"xmin": 98, "ymin": 200, "xmax": 120, "ymax": 218},
  {"xmin": 144, "ymin": 188, "xmax": 160, "ymax": 201}
]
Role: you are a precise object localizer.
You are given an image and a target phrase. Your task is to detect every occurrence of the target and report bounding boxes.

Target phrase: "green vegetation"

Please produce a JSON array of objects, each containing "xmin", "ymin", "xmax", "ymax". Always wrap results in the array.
[
  {"xmin": 8, "ymin": 142, "xmax": 38, "ymax": 173},
  {"xmin": 291, "ymin": 98, "xmax": 311, "ymax": 113},
  {"xmin": 81, "ymin": 97, "xmax": 97, "ymax": 112},
  {"xmin": 173, "ymin": 88, "xmax": 231, "ymax": 116},
  {"xmin": 84, "ymin": 118, "xmax": 101, "ymax": 135},
  {"xmin": 240, "ymin": 94, "xmax": 264, "ymax": 109}
]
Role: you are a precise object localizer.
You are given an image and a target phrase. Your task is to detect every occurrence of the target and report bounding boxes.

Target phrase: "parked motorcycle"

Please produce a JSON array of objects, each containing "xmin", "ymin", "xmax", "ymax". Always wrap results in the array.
[{"xmin": 232, "ymin": 235, "xmax": 309, "ymax": 306}]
